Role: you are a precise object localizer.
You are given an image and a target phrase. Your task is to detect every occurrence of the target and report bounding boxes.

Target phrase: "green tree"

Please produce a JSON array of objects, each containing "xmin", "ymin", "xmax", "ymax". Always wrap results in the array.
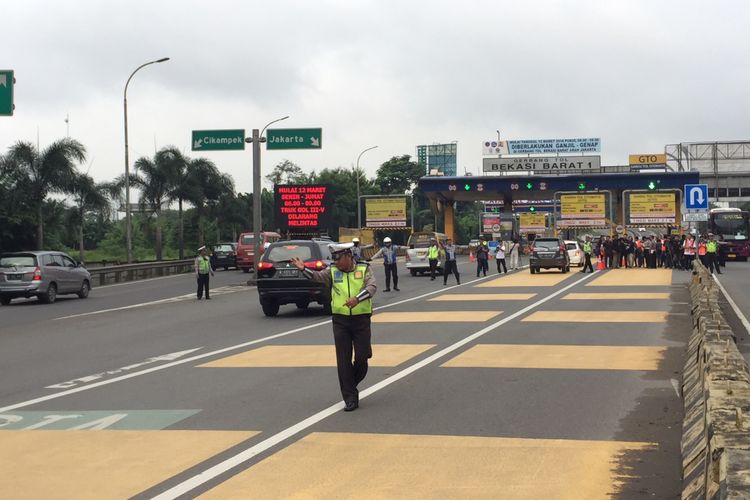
[
  {"xmin": 67, "ymin": 172, "xmax": 118, "ymax": 262},
  {"xmin": 265, "ymin": 159, "xmax": 303, "ymax": 187},
  {"xmin": 3, "ymin": 139, "xmax": 86, "ymax": 249},
  {"xmin": 375, "ymin": 155, "xmax": 424, "ymax": 194},
  {"xmin": 132, "ymin": 148, "xmax": 178, "ymax": 260}
]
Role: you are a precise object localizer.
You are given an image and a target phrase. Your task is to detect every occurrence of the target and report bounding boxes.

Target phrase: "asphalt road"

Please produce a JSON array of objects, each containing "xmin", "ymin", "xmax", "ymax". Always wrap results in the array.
[
  {"xmin": 0, "ymin": 257, "xmax": 692, "ymax": 498},
  {"xmin": 712, "ymin": 261, "xmax": 750, "ymax": 364}
]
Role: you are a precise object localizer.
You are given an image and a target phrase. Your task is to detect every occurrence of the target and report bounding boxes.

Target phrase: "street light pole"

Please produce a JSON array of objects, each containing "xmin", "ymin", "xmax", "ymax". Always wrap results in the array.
[
  {"xmin": 123, "ymin": 57, "xmax": 169, "ymax": 263},
  {"xmin": 355, "ymin": 145, "xmax": 378, "ymax": 229},
  {"xmin": 246, "ymin": 115, "xmax": 289, "ymax": 272}
]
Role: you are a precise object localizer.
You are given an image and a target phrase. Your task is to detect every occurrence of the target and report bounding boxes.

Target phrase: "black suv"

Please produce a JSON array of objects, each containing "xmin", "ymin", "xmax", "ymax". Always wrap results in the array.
[
  {"xmin": 211, "ymin": 243, "xmax": 237, "ymax": 270},
  {"xmin": 256, "ymin": 240, "xmax": 335, "ymax": 316},
  {"xmin": 529, "ymin": 237, "xmax": 571, "ymax": 274}
]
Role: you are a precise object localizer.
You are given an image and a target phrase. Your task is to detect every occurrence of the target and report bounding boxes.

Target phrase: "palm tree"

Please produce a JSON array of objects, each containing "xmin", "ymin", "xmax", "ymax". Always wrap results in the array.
[
  {"xmin": 68, "ymin": 172, "xmax": 118, "ymax": 262},
  {"xmin": 160, "ymin": 147, "xmax": 196, "ymax": 259},
  {"xmin": 184, "ymin": 158, "xmax": 231, "ymax": 246},
  {"xmin": 3, "ymin": 139, "xmax": 86, "ymax": 249},
  {"xmin": 131, "ymin": 148, "xmax": 177, "ymax": 260}
]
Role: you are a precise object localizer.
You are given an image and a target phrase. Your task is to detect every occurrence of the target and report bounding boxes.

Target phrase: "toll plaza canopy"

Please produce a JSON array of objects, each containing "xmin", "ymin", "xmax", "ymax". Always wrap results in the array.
[{"xmin": 418, "ymin": 171, "xmax": 701, "ymax": 240}]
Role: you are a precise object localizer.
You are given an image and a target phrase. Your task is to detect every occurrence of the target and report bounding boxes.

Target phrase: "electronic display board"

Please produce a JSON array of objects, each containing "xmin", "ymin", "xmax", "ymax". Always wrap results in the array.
[{"xmin": 274, "ymin": 184, "xmax": 333, "ymax": 231}]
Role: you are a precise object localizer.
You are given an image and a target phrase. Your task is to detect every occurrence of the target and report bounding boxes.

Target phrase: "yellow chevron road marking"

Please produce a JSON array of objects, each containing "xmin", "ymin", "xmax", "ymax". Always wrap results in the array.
[
  {"xmin": 372, "ymin": 311, "xmax": 502, "ymax": 323},
  {"xmin": 521, "ymin": 310, "xmax": 668, "ymax": 322},
  {"xmin": 200, "ymin": 432, "xmax": 654, "ymax": 499},
  {"xmin": 441, "ymin": 344, "xmax": 667, "ymax": 370},
  {"xmin": 430, "ymin": 293, "xmax": 536, "ymax": 301},
  {"xmin": 198, "ymin": 344, "xmax": 436, "ymax": 368},
  {"xmin": 586, "ymin": 269, "xmax": 672, "ymax": 286},
  {"xmin": 477, "ymin": 272, "xmax": 573, "ymax": 287},
  {"xmin": 563, "ymin": 292, "xmax": 670, "ymax": 300},
  {"xmin": 0, "ymin": 430, "xmax": 256, "ymax": 499}
]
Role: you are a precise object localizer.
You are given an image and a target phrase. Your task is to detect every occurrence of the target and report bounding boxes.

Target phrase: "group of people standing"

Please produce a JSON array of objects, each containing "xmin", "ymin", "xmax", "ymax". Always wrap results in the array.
[
  {"xmin": 592, "ymin": 233, "xmax": 726, "ymax": 274},
  {"xmin": 471, "ymin": 237, "xmax": 522, "ymax": 277}
]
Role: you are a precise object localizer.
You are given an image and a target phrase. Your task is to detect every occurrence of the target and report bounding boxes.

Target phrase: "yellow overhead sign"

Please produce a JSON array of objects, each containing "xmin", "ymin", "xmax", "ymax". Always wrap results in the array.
[
  {"xmin": 629, "ymin": 154, "xmax": 667, "ymax": 165},
  {"xmin": 519, "ymin": 213, "xmax": 546, "ymax": 230},
  {"xmin": 365, "ymin": 197, "xmax": 407, "ymax": 227},
  {"xmin": 628, "ymin": 193, "xmax": 676, "ymax": 224},
  {"xmin": 560, "ymin": 194, "xmax": 605, "ymax": 219}
]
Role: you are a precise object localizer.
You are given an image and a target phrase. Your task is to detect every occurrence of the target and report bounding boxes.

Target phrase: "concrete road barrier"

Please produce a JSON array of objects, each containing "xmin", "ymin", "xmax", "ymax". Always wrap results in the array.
[{"xmin": 682, "ymin": 259, "xmax": 750, "ymax": 499}]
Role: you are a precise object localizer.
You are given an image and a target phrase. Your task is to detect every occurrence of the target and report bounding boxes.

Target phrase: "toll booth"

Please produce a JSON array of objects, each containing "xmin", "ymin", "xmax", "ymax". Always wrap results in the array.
[{"xmin": 418, "ymin": 171, "xmax": 700, "ymax": 241}]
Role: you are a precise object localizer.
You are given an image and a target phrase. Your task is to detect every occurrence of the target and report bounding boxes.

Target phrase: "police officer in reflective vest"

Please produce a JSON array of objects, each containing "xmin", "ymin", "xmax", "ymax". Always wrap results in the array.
[
  {"xmin": 427, "ymin": 238, "xmax": 440, "ymax": 280},
  {"xmin": 292, "ymin": 242, "xmax": 377, "ymax": 411},
  {"xmin": 194, "ymin": 245, "xmax": 215, "ymax": 299},
  {"xmin": 370, "ymin": 236, "xmax": 399, "ymax": 291},
  {"xmin": 581, "ymin": 237, "xmax": 594, "ymax": 273},
  {"xmin": 706, "ymin": 235, "xmax": 722, "ymax": 274}
]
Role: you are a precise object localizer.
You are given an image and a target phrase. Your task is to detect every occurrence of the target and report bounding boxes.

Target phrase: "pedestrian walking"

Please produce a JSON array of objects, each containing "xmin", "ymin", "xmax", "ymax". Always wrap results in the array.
[
  {"xmin": 581, "ymin": 236, "xmax": 594, "ymax": 273},
  {"xmin": 442, "ymin": 237, "xmax": 460, "ymax": 285},
  {"xmin": 291, "ymin": 243, "xmax": 376, "ymax": 412},
  {"xmin": 509, "ymin": 238, "xmax": 521, "ymax": 270},
  {"xmin": 370, "ymin": 236, "xmax": 399, "ymax": 291},
  {"xmin": 475, "ymin": 238, "xmax": 489, "ymax": 277},
  {"xmin": 494, "ymin": 240, "xmax": 508, "ymax": 274},
  {"xmin": 195, "ymin": 245, "xmax": 215, "ymax": 300},
  {"xmin": 427, "ymin": 238, "xmax": 441, "ymax": 280}
]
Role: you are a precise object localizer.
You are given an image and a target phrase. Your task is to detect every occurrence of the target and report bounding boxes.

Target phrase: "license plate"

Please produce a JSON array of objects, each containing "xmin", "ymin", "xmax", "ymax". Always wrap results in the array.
[
  {"xmin": 729, "ymin": 254, "xmax": 736, "ymax": 258},
  {"xmin": 6, "ymin": 274, "xmax": 22, "ymax": 280},
  {"xmin": 278, "ymin": 269, "xmax": 298, "ymax": 277}
]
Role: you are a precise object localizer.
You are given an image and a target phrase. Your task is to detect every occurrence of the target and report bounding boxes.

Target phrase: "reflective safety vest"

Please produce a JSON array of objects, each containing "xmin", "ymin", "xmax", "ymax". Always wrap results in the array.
[
  {"xmin": 706, "ymin": 241, "xmax": 717, "ymax": 253},
  {"xmin": 583, "ymin": 241, "xmax": 592, "ymax": 253},
  {"xmin": 427, "ymin": 245, "xmax": 439, "ymax": 259},
  {"xmin": 331, "ymin": 263, "xmax": 372, "ymax": 316},
  {"xmin": 698, "ymin": 243, "xmax": 707, "ymax": 256},
  {"xmin": 198, "ymin": 256, "xmax": 211, "ymax": 274}
]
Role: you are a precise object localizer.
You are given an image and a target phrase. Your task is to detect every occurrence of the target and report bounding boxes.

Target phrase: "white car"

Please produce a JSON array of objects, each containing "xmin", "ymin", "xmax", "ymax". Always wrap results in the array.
[{"xmin": 564, "ymin": 240, "xmax": 584, "ymax": 267}]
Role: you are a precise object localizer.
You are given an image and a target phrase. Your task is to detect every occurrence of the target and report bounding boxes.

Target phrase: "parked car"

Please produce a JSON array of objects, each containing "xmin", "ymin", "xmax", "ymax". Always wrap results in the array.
[
  {"xmin": 256, "ymin": 240, "xmax": 335, "ymax": 316},
  {"xmin": 529, "ymin": 237, "xmax": 570, "ymax": 274},
  {"xmin": 211, "ymin": 243, "xmax": 238, "ymax": 270},
  {"xmin": 237, "ymin": 231, "xmax": 281, "ymax": 273},
  {"xmin": 0, "ymin": 251, "xmax": 91, "ymax": 304},
  {"xmin": 405, "ymin": 231, "xmax": 447, "ymax": 276},
  {"xmin": 564, "ymin": 240, "xmax": 584, "ymax": 267}
]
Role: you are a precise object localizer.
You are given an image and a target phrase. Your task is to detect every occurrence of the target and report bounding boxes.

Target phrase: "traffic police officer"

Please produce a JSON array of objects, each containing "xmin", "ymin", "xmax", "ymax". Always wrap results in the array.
[
  {"xmin": 194, "ymin": 246, "xmax": 215, "ymax": 299},
  {"xmin": 291, "ymin": 242, "xmax": 377, "ymax": 411},
  {"xmin": 581, "ymin": 237, "xmax": 594, "ymax": 273},
  {"xmin": 371, "ymin": 236, "xmax": 399, "ymax": 291},
  {"xmin": 351, "ymin": 237, "xmax": 362, "ymax": 262}
]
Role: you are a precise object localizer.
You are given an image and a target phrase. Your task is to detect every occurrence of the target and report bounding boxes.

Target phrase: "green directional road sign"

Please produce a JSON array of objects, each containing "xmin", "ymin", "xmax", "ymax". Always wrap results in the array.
[
  {"xmin": 192, "ymin": 129, "xmax": 245, "ymax": 151},
  {"xmin": 0, "ymin": 70, "xmax": 15, "ymax": 116},
  {"xmin": 266, "ymin": 128, "xmax": 322, "ymax": 150}
]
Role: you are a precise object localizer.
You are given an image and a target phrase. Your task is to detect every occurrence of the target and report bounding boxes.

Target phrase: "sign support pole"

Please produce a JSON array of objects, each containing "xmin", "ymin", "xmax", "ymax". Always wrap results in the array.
[{"xmin": 251, "ymin": 128, "xmax": 262, "ymax": 273}]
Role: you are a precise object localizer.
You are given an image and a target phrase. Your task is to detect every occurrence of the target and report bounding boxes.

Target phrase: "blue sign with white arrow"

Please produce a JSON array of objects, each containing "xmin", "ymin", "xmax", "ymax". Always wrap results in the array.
[{"xmin": 684, "ymin": 184, "xmax": 709, "ymax": 210}]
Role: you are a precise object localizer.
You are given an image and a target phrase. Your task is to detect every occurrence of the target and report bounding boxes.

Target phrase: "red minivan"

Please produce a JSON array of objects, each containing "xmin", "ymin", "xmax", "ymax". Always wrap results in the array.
[{"xmin": 236, "ymin": 231, "xmax": 281, "ymax": 273}]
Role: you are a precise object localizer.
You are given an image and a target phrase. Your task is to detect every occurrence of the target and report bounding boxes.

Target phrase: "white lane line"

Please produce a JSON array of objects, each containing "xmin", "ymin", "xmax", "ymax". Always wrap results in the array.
[
  {"xmin": 713, "ymin": 274, "xmax": 750, "ymax": 337},
  {"xmin": 152, "ymin": 272, "xmax": 595, "ymax": 500},
  {"xmin": 0, "ymin": 273, "xmax": 493, "ymax": 414},
  {"xmin": 94, "ymin": 272, "xmax": 188, "ymax": 289},
  {"xmin": 52, "ymin": 286, "xmax": 252, "ymax": 320}
]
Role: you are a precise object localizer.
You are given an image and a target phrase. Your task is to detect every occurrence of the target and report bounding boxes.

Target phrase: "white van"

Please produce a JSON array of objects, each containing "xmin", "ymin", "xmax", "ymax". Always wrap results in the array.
[{"xmin": 405, "ymin": 231, "xmax": 448, "ymax": 276}]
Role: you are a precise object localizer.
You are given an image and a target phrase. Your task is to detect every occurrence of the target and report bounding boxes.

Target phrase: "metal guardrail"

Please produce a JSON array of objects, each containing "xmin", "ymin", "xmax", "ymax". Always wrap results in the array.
[{"xmin": 87, "ymin": 259, "xmax": 194, "ymax": 287}]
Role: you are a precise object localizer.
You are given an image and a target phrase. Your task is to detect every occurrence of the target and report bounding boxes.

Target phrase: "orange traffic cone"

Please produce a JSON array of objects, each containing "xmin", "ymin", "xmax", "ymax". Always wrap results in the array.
[
  {"xmin": 469, "ymin": 252, "xmax": 476, "ymax": 263},
  {"xmin": 596, "ymin": 259, "xmax": 605, "ymax": 270}
]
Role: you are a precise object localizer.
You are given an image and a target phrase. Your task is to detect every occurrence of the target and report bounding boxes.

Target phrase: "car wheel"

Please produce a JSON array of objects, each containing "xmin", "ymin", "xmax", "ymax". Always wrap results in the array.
[
  {"xmin": 296, "ymin": 301, "xmax": 309, "ymax": 309},
  {"xmin": 77, "ymin": 280, "xmax": 90, "ymax": 299},
  {"xmin": 224, "ymin": 265, "xmax": 229, "ymax": 271},
  {"xmin": 410, "ymin": 270, "xmax": 417, "ymax": 276},
  {"xmin": 242, "ymin": 267, "xmax": 250, "ymax": 273},
  {"xmin": 261, "ymin": 300, "xmax": 279, "ymax": 317},
  {"xmin": 40, "ymin": 283, "xmax": 57, "ymax": 304},
  {"xmin": 530, "ymin": 267, "xmax": 535, "ymax": 274},
  {"xmin": 0, "ymin": 297, "xmax": 11, "ymax": 305}
]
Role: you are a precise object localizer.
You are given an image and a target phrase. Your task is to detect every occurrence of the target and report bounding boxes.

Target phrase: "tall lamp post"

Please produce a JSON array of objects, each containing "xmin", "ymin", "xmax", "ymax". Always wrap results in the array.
[
  {"xmin": 355, "ymin": 145, "xmax": 378, "ymax": 229},
  {"xmin": 246, "ymin": 115, "xmax": 289, "ymax": 271},
  {"xmin": 123, "ymin": 57, "xmax": 170, "ymax": 263}
]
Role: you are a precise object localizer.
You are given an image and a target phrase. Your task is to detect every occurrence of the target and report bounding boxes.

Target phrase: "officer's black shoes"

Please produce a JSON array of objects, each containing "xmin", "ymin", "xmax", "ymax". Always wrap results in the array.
[
  {"xmin": 394, "ymin": 287, "xmax": 400, "ymax": 291},
  {"xmin": 205, "ymin": 297, "xmax": 211, "ymax": 300},
  {"xmin": 344, "ymin": 401, "xmax": 358, "ymax": 412},
  {"xmin": 384, "ymin": 288, "xmax": 390, "ymax": 292}
]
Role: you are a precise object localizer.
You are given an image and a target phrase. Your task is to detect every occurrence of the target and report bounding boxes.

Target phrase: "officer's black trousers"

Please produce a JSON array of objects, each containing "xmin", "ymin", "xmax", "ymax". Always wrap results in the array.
[
  {"xmin": 197, "ymin": 273, "xmax": 210, "ymax": 299},
  {"xmin": 443, "ymin": 259, "xmax": 460, "ymax": 284},
  {"xmin": 332, "ymin": 314, "xmax": 372, "ymax": 405},
  {"xmin": 583, "ymin": 253, "xmax": 594, "ymax": 273},
  {"xmin": 384, "ymin": 263, "xmax": 398, "ymax": 290}
]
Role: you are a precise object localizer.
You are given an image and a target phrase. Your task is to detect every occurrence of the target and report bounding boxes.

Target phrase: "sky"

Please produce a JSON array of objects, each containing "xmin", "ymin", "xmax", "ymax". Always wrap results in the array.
[{"xmin": 2, "ymin": 0, "xmax": 749, "ymax": 195}]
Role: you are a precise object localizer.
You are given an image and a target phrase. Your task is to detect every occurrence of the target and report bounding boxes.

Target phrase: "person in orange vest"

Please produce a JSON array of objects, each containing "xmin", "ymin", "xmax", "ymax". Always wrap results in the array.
[{"xmin": 697, "ymin": 237, "xmax": 708, "ymax": 267}]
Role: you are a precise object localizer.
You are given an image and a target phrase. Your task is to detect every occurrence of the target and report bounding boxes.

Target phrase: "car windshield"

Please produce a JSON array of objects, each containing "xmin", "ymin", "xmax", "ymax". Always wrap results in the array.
[
  {"xmin": 214, "ymin": 244, "xmax": 234, "ymax": 252},
  {"xmin": 240, "ymin": 235, "xmax": 254, "ymax": 245},
  {"xmin": 266, "ymin": 245, "xmax": 313, "ymax": 262},
  {"xmin": 534, "ymin": 240, "xmax": 560, "ymax": 250},
  {"xmin": 0, "ymin": 255, "xmax": 37, "ymax": 267},
  {"xmin": 566, "ymin": 243, "xmax": 577, "ymax": 250}
]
